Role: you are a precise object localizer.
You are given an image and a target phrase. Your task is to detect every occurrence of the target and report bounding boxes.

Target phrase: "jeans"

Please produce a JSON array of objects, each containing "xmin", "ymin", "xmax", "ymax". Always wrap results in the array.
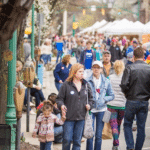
[
  {"xmin": 40, "ymin": 142, "xmax": 52, "ymax": 150},
  {"xmin": 24, "ymin": 88, "xmax": 45, "ymax": 108},
  {"xmin": 55, "ymin": 82, "xmax": 63, "ymax": 91},
  {"xmin": 63, "ymin": 120, "xmax": 85, "ymax": 150},
  {"xmin": 40, "ymin": 54, "xmax": 51, "ymax": 64},
  {"xmin": 108, "ymin": 108, "xmax": 125, "ymax": 146},
  {"xmin": 54, "ymin": 114, "xmax": 63, "ymax": 143},
  {"xmin": 86, "ymin": 112, "xmax": 105, "ymax": 150},
  {"xmin": 124, "ymin": 100, "xmax": 149, "ymax": 150},
  {"xmin": 56, "ymin": 51, "xmax": 63, "ymax": 64}
]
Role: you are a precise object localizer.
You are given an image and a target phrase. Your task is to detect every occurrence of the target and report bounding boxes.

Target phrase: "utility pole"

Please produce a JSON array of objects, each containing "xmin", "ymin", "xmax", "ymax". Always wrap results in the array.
[
  {"xmin": 144, "ymin": 0, "xmax": 149, "ymax": 23},
  {"xmin": 72, "ymin": 15, "xmax": 75, "ymax": 37},
  {"xmin": 63, "ymin": 10, "xmax": 67, "ymax": 36}
]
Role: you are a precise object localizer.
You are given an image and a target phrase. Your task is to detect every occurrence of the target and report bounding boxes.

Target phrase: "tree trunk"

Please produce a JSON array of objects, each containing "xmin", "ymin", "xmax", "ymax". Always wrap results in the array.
[{"xmin": 0, "ymin": 41, "xmax": 9, "ymax": 124}]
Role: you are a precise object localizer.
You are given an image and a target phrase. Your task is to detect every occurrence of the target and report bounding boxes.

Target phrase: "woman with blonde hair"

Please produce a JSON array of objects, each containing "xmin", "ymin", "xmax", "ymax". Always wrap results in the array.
[
  {"xmin": 107, "ymin": 60, "xmax": 126, "ymax": 150},
  {"xmin": 56, "ymin": 63, "xmax": 94, "ymax": 150},
  {"xmin": 54, "ymin": 54, "xmax": 72, "ymax": 91}
]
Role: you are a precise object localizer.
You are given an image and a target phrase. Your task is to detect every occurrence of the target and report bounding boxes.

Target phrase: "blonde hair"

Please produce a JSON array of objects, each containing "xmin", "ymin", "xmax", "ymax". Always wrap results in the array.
[
  {"xmin": 42, "ymin": 100, "xmax": 53, "ymax": 113},
  {"xmin": 16, "ymin": 61, "xmax": 23, "ymax": 68},
  {"xmin": 66, "ymin": 63, "xmax": 84, "ymax": 82},
  {"xmin": 62, "ymin": 55, "xmax": 71, "ymax": 65},
  {"xmin": 114, "ymin": 60, "xmax": 125, "ymax": 75}
]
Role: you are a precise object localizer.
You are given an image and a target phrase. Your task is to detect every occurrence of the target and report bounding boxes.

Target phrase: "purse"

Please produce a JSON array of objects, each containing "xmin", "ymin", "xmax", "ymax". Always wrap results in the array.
[
  {"xmin": 102, "ymin": 122, "xmax": 112, "ymax": 140},
  {"xmin": 83, "ymin": 84, "xmax": 94, "ymax": 139},
  {"xmin": 102, "ymin": 109, "xmax": 111, "ymax": 123}
]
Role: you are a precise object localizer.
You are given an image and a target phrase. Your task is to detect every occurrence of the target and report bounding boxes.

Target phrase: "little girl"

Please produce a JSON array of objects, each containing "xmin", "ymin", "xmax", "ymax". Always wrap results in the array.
[{"xmin": 32, "ymin": 100, "xmax": 66, "ymax": 150}]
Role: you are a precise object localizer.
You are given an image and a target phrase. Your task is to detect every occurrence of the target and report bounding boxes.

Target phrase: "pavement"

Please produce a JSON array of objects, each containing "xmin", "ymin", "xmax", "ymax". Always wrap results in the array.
[{"xmin": 21, "ymin": 57, "xmax": 150, "ymax": 150}]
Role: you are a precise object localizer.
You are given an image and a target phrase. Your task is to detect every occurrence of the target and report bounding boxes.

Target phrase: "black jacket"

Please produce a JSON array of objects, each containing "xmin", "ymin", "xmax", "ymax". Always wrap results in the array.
[
  {"xmin": 109, "ymin": 46, "xmax": 123, "ymax": 62},
  {"xmin": 120, "ymin": 60, "xmax": 150, "ymax": 101},
  {"xmin": 56, "ymin": 79, "xmax": 94, "ymax": 121}
]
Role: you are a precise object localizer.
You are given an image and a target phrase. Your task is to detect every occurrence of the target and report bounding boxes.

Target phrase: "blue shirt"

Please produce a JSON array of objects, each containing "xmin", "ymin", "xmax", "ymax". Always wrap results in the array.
[
  {"xmin": 56, "ymin": 42, "xmax": 63, "ymax": 51},
  {"xmin": 85, "ymin": 50, "xmax": 93, "ymax": 69},
  {"xmin": 145, "ymin": 50, "xmax": 150, "ymax": 60},
  {"xmin": 54, "ymin": 63, "xmax": 72, "ymax": 82}
]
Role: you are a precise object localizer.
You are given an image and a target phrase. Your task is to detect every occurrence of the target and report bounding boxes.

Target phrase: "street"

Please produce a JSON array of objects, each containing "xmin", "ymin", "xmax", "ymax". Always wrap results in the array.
[{"xmin": 21, "ymin": 57, "xmax": 150, "ymax": 150}]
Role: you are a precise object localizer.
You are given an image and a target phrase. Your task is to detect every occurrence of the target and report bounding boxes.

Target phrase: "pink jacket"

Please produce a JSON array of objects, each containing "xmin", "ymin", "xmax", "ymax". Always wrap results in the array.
[{"xmin": 33, "ymin": 113, "xmax": 64, "ymax": 142}]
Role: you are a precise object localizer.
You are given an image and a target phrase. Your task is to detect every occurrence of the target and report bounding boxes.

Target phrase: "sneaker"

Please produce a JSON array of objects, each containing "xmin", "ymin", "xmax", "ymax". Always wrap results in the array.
[
  {"xmin": 30, "ymin": 102, "xmax": 35, "ymax": 107},
  {"xmin": 30, "ymin": 109, "xmax": 36, "ymax": 115},
  {"xmin": 81, "ymin": 138, "xmax": 85, "ymax": 142},
  {"xmin": 112, "ymin": 146, "xmax": 121, "ymax": 150}
]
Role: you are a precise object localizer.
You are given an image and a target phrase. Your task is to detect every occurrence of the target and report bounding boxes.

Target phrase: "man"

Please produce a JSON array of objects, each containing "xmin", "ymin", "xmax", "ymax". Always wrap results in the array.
[
  {"xmin": 103, "ymin": 50, "xmax": 114, "ymax": 78},
  {"xmin": 23, "ymin": 39, "xmax": 31, "ymax": 61},
  {"xmin": 126, "ymin": 41, "xmax": 138, "ymax": 57},
  {"xmin": 120, "ymin": 47, "xmax": 150, "ymax": 150},
  {"xmin": 109, "ymin": 39, "xmax": 123, "ymax": 62},
  {"xmin": 56, "ymin": 37, "xmax": 64, "ymax": 64},
  {"xmin": 126, "ymin": 51, "xmax": 134, "ymax": 66},
  {"xmin": 80, "ymin": 40, "xmax": 96, "ymax": 78}
]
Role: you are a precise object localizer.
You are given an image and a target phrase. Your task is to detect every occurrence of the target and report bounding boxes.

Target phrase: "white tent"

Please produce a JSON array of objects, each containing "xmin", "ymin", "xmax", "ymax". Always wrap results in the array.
[
  {"xmin": 143, "ymin": 22, "xmax": 150, "ymax": 34},
  {"xmin": 97, "ymin": 20, "xmax": 119, "ymax": 33},
  {"xmin": 105, "ymin": 19, "xmax": 134, "ymax": 35}
]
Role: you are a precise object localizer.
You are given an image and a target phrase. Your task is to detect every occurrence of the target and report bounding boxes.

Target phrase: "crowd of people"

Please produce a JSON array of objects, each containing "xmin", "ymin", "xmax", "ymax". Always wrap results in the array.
[{"xmin": 21, "ymin": 34, "xmax": 150, "ymax": 150}]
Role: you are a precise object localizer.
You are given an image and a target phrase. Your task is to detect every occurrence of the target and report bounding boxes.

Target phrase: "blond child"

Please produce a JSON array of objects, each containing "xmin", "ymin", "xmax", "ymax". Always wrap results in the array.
[{"xmin": 32, "ymin": 100, "xmax": 66, "ymax": 150}]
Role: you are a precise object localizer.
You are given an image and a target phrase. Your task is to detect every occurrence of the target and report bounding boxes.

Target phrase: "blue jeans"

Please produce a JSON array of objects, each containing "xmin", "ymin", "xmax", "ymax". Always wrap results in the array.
[
  {"xmin": 40, "ymin": 142, "xmax": 52, "ymax": 150},
  {"xmin": 56, "ymin": 51, "xmax": 63, "ymax": 64},
  {"xmin": 55, "ymin": 82, "xmax": 63, "ymax": 91},
  {"xmin": 54, "ymin": 114, "xmax": 63, "ymax": 143},
  {"xmin": 86, "ymin": 112, "xmax": 105, "ymax": 150},
  {"xmin": 124, "ymin": 100, "xmax": 149, "ymax": 150},
  {"xmin": 63, "ymin": 120, "xmax": 85, "ymax": 150},
  {"xmin": 24, "ymin": 88, "xmax": 45, "ymax": 108},
  {"xmin": 40, "ymin": 54, "xmax": 51, "ymax": 64}
]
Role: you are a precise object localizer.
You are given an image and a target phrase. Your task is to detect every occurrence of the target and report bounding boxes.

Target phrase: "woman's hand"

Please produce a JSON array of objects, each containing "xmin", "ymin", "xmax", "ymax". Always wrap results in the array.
[
  {"xmin": 86, "ymin": 104, "xmax": 90, "ymax": 111},
  {"xmin": 61, "ymin": 105, "xmax": 67, "ymax": 113},
  {"xmin": 32, "ymin": 133, "xmax": 36, "ymax": 138}
]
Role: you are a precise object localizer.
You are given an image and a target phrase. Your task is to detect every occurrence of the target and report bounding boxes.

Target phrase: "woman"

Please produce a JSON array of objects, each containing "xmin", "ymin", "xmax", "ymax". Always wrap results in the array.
[
  {"xmin": 56, "ymin": 63, "xmax": 94, "ymax": 150},
  {"xmin": 54, "ymin": 55, "xmax": 72, "ymax": 91},
  {"xmin": 107, "ymin": 60, "xmax": 126, "ymax": 150},
  {"xmin": 86, "ymin": 61, "xmax": 114, "ymax": 150}
]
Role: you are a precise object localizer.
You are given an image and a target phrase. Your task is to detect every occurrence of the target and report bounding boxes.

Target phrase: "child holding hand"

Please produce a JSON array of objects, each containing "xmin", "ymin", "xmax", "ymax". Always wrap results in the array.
[{"xmin": 32, "ymin": 100, "xmax": 66, "ymax": 150}]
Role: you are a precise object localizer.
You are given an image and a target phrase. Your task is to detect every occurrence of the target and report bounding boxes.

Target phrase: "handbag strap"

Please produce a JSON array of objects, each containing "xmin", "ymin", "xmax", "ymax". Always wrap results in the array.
[{"xmin": 86, "ymin": 83, "xmax": 88, "ymax": 104}]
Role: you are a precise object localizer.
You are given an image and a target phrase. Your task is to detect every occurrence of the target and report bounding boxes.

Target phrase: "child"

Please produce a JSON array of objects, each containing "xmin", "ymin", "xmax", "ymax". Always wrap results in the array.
[
  {"xmin": 94, "ymin": 44, "xmax": 103, "ymax": 61},
  {"xmin": 32, "ymin": 100, "xmax": 66, "ymax": 150}
]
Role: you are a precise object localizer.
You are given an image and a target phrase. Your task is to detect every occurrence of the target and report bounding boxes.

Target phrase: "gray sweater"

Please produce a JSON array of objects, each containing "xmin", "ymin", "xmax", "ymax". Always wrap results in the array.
[{"xmin": 107, "ymin": 73, "xmax": 126, "ymax": 108}]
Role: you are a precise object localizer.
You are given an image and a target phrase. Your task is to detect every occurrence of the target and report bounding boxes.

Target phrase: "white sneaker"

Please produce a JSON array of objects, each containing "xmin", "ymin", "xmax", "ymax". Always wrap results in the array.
[
  {"xmin": 30, "ymin": 102, "xmax": 35, "ymax": 107},
  {"xmin": 30, "ymin": 109, "xmax": 36, "ymax": 115}
]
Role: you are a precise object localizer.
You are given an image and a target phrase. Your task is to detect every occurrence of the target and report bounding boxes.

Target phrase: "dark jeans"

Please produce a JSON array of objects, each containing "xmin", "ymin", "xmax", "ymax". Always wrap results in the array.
[
  {"xmin": 63, "ymin": 120, "xmax": 85, "ymax": 150},
  {"xmin": 40, "ymin": 54, "xmax": 51, "ymax": 64},
  {"xmin": 56, "ymin": 51, "xmax": 63, "ymax": 64},
  {"xmin": 24, "ymin": 88, "xmax": 45, "ymax": 108},
  {"xmin": 86, "ymin": 112, "xmax": 105, "ymax": 150},
  {"xmin": 55, "ymin": 81, "xmax": 63, "ymax": 91},
  {"xmin": 40, "ymin": 142, "xmax": 52, "ymax": 150},
  {"xmin": 124, "ymin": 100, "xmax": 149, "ymax": 150}
]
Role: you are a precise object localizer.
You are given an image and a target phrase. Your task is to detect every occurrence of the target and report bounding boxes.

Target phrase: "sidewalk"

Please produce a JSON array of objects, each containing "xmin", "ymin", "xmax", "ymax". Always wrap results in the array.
[{"xmin": 21, "ymin": 57, "xmax": 150, "ymax": 150}]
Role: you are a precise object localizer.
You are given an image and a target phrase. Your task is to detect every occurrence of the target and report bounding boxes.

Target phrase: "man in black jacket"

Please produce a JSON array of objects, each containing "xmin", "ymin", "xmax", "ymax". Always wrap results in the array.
[{"xmin": 120, "ymin": 47, "xmax": 150, "ymax": 150}]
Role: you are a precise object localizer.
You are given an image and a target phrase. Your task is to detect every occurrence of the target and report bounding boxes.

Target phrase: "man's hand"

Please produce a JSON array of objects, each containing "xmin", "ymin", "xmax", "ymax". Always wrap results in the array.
[
  {"xmin": 59, "ymin": 80, "xmax": 63, "ymax": 83},
  {"xmin": 61, "ymin": 105, "xmax": 67, "ymax": 113},
  {"xmin": 86, "ymin": 104, "xmax": 90, "ymax": 111},
  {"xmin": 35, "ymin": 86, "xmax": 41, "ymax": 90}
]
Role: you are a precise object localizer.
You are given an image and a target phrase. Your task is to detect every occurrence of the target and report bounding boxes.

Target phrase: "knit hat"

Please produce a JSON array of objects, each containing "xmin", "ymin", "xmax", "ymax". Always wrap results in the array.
[{"xmin": 127, "ymin": 51, "xmax": 133, "ymax": 59}]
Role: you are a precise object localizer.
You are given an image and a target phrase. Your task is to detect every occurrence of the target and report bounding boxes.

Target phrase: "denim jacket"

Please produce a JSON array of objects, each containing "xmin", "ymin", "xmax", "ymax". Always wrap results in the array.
[{"xmin": 86, "ymin": 74, "xmax": 114, "ymax": 110}]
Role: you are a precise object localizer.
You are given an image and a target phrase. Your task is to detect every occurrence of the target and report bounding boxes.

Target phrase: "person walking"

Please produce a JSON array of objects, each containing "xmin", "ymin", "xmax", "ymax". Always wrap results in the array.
[
  {"xmin": 56, "ymin": 37, "xmax": 64, "ymax": 64},
  {"xmin": 32, "ymin": 100, "xmax": 66, "ymax": 150},
  {"xmin": 120, "ymin": 47, "xmax": 150, "ymax": 150},
  {"xmin": 109, "ymin": 39, "xmax": 123, "ymax": 63},
  {"xmin": 54, "ymin": 55, "xmax": 72, "ymax": 91},
  {"xmin": 102, "ymin": 50, "xmax": 115, "ymax": 78},
  {"xmin": 56, "ymin": 63, "xmax": 94, "ymax": 150},
  {"xmin": 107, "ymin": 60, "xmax": 126, "ymax": 150},
  {"xmin": 86, "ymin": 61, "xmax": 114, "ymax": 150},
  {"xmin": 80, "ymin": 40, "xmax": 96, "ymax": 78}
]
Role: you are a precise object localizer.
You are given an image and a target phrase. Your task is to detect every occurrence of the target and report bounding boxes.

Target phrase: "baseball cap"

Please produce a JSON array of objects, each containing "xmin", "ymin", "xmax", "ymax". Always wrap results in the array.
[
  {"xmin": 92, "ymin": 61, "xmax": 103, "ymax": 68},
  {"xmin": 94, "ymin": 43, "xmax": 100, "ymax": 48},
  {"xmin": 103, "ymin": 50, "xmax": 111, "ymax": 55}
]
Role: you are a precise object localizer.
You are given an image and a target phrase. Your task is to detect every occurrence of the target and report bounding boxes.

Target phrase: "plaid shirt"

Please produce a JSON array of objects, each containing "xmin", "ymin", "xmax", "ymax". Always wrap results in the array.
[{"xmin": 33, "ymin": 113, "xmax": 64, "ymax": 142}]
